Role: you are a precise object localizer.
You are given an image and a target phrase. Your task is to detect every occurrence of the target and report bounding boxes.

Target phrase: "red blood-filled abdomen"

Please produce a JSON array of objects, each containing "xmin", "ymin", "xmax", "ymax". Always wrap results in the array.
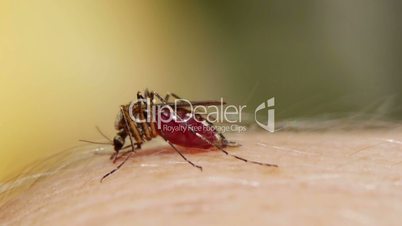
[{"xmin": 155, "ymin": 108, "xmax": 220, "ymax": 149}]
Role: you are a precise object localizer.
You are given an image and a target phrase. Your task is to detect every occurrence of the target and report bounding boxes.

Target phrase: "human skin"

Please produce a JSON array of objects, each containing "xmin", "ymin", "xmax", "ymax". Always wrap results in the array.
[{"xmin": 0, "ymin": 127, "xmax": 402, "ymax": 226}]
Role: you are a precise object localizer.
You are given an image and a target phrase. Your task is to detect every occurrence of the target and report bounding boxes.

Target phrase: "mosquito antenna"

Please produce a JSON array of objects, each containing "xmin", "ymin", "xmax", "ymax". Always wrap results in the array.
[
  {"xmin": 153, "ymin": 92, "xmax": 278, "ymax": 168},
  {"xmin": 79, "ymin": 126, "xmax": 113, "ymax": 145},
  {"xmin": 96, "ymin": 126, "xmax": 112, "ymax": 142},
  {"xmin": 79, "ymin": 140, "xmax": 111, "ymax": 145}
]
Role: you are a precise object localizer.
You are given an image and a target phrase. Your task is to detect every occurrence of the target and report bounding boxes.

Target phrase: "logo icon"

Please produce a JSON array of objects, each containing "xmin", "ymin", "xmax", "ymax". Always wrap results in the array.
[{"xmin": 255, "ymin": 97, "xmax": 275, "ymax": 132}]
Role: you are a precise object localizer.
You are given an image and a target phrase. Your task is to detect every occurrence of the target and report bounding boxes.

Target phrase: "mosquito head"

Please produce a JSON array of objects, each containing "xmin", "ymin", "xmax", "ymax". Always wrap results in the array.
[{"xmin": 113, "ymin": 134, "xmax": 125, "ymax": 152}]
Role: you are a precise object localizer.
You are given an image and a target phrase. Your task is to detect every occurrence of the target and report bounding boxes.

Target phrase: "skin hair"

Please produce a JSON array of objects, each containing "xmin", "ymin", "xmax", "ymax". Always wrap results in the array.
[{"xmin": 0, "ymin": 127, "xmax": 402, "ymax": 225}]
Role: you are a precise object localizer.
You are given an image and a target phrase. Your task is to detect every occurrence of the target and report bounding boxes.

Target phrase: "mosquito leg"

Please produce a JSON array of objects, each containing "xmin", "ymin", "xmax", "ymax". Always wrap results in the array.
[
  {"xmin": 153, "ymin": 92, "xmax": 278, "ymax": 168},
  {"xmin": 111, "ymin": 145, "xmax": 138, "ymax": 162},
  {"xmin": 159, "ymin": 131, "xmax": 203, "ymax": 171},
  {"xmin": 168, "ymin": 140, "xmax": 203, "ymax": 171},
  {"xmin": 111, "ymin": 143, "xmax": 140, "ymax": 162},
  {"xmin": 192, "ymin": 132, "xmax": 277, "ymax": 167},
  {"xmin": 120, "ymin": 106, "xmax": 136, "ymax": 154},
  {"xmin": 137, "ymin": 92, "xmax": 152, "ymax": 140},
  {"xmin": 167, "ymin": 92, "xmax": 182, "ymax": 100},
  {"xmin": 102, "ymin": 105, "xmax": 141, "ymax": 181},
  {"xmin": 101, "ymin": 150, "xmax": 135, "ymax": 182},
  {"xmin": 164, "ymin": 93, "xmax": 171, "ymax": 102},
  {"xmin": 109, "ymin": 144, "xmax": 140, "ymax": 160},
  {"xmin": 148, "ymin": 92, "xmax": 158, "ymax": 138},
  {"xmin": 95, "ymin": 126, "xmax": 112, "ymax": 142},
  {"xmin": 164, "ymin": 92, "xmax": 185, "ymax": 103},
  {"xmin": 111, "ymin": 106, "xmax": 137, "ymax": 164}
]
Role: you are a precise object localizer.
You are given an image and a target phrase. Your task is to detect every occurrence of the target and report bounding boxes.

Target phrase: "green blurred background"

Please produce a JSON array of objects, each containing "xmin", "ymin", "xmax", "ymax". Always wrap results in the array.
[{"xmin": 1, "ymin": 0, "xmax": 401, "ymax": 181}]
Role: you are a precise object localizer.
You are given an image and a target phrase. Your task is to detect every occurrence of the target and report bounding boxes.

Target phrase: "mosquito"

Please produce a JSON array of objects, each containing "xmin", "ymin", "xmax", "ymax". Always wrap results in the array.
[{"xmin": 82, "ymin": 90, "xmax": 278, "ymax": 182}]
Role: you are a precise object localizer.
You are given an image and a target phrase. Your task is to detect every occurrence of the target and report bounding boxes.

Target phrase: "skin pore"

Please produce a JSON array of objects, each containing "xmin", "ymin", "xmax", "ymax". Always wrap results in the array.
[{"xmin": 0, "ymin": 125, "xmax": 401, "ymax": 226}]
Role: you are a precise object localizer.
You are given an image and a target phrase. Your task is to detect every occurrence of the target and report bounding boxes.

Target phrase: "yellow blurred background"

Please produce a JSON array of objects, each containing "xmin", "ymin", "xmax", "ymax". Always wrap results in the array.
[
  {"xmin": 1, "ymin": 0, "xmax": 401, "ymax": 181},
  {"xmin": 0, "ymin": 0, "xmax": 231, "ymax": 181}
]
